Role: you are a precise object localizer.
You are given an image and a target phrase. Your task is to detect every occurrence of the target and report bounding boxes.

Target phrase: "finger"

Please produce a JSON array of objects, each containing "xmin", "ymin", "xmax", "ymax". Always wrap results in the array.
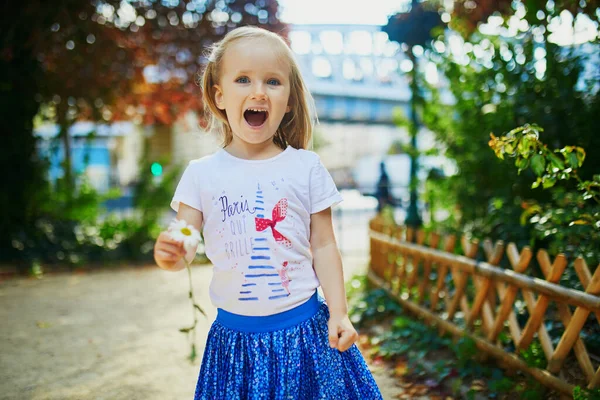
[
  {"xmin": 157, "ymin": 234, "xmax": 185, "ymax": 251},
  {"xmin": 327, "ymin": 320, "xmax": 339, "ymax": 349},
  {"xmin": 336, "ymin": 330, "xmax": 357, "ymax": 352},
  {"xmin": 154, "ymin": 250, "xmax": 180, "ymax": 262},
  {"xmin": 157, "ymin": 242, "xmax": 186, "ymax": 256},
  {"xmin": 159, "ymin": 232, "xmax": 185, "ymax": 246}
]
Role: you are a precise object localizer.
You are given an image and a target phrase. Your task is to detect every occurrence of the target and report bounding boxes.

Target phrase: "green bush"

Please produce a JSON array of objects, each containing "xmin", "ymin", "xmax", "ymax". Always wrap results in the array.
[
  {"xmin": 11, "ymin": 161, "xmax": 181, "ymax": 271},
  {"xmin": 489, "ymin": 124, "xmax": 599, "ymax": 275}
]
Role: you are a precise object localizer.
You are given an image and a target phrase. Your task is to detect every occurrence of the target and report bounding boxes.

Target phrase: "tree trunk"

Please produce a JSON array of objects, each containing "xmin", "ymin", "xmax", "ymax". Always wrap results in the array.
[
  {"xmin": 57, "ymin": 104, "xmax": 74, "ymax": 204},
  {"xmin": 0, "ymin": 8, "xmax": 46, "ymax": 262}
]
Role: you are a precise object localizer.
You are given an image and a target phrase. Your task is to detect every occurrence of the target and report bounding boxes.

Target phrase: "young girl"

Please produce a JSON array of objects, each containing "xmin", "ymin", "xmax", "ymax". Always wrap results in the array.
[{"xmin": 154, "ymin": 26, "xmax": 383, "ymax": 400}]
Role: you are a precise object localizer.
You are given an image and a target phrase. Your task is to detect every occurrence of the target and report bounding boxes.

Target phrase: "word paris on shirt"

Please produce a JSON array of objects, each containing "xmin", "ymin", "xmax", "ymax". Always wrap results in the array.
[
  {"xmin": 219, "ymin": 194, "xmax": 257, "ymax": 260},
  {"xmin": 219, "ymin": 195, "xmax": 256, "ymax": 223}
]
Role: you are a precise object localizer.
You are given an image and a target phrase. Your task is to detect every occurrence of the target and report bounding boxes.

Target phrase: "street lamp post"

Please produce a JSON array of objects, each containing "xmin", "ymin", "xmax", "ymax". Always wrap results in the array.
[
  {"xmin": 405, "ymin": 48, "xmax": 422, "ymax": 227},
  {"xmin": 383, "ymin": 0, "xmax": 443, "ymax": 228}
]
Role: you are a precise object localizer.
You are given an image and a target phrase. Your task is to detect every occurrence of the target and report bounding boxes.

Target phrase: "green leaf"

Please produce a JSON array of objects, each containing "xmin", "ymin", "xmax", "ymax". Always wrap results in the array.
[
  {"xmin": 532, "ymin": 177, "xmax": 542, "ymax": 189},
  {"xmin": 423, "ymin": 148, "xmax": 440, "ymax": 156},
  {"xmin": 516, "ymin": 157, "xmax": 529, "ymax": 172},
  {"xmin": 530, "ymin": 154, "xmax": 545, "ymax": 176},
  {"xmin": 568, "ymin": 152, "xmax": 579, "ymax": 169},
  {"xmin": 492, "ymin": 198, "xmax": 504, "ymax": 209},
  {"xmin": 504, "ymin": 143, "xmax": 515, "ymax": 155},
  {"xmin": 392, "ymin": 108, "xmax": 410, "ymax": 128},
  {"xmin": 548, "ymin": 152, "xmax": 565, "ymax": 171},
  {"xmin": 542, "ymin": 176, "xmax": 557, "ymax": 189},
  {"xmin": 508, "ymin": 125, "xmax": 526, "ymax": 136},
  {"xmin": 520, "ymin": 204, "xmax": 542, "ymax": 226},
  {"xmin": 576, "ymin": 148, "xmax": 586, "ymax": 165},
  {"xmin": 393, "ymin": 316, "xmax": 411, "ymax": 328},
  {"xmin": 189, "ymin": 343, "xmax": 197, "ymax": 363},
  {"xmin": 518, "ymin": 137, "xmax": 528, "ymax": 152}
]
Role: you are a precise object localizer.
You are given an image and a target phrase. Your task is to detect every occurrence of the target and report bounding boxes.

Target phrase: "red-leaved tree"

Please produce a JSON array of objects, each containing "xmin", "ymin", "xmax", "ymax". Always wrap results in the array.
[{"xmin": 0, "ymin": 0, "xmax": 285, "ymax": 260}]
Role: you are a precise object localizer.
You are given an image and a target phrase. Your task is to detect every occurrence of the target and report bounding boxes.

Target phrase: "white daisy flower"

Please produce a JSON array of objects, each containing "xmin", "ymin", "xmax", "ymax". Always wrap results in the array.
[{"xmin": 168, "ymin": 219, "xmax": 201, "ymax": 251}]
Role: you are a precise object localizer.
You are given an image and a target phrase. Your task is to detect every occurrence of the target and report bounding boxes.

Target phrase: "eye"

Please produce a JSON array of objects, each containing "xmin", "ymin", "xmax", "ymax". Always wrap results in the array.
[
  {"xmin": 235, "ymin": 76, "xmax": 249, "ymax": 84},
  {"xmin": 267, "ymin": 78, "xmax": 281, "ymax": 86}
]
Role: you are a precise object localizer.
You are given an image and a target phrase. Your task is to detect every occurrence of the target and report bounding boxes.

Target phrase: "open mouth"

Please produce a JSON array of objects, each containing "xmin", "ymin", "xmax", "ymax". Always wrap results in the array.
[{"xmin": 244, "ymin": 108, "xmax": 268, "ymax": 127}]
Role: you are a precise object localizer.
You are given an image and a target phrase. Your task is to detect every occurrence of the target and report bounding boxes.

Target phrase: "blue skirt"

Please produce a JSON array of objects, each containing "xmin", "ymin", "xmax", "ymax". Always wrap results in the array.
[{"xmin": 194, "ymin": 292, "xmax": 383, "ymax": 399}]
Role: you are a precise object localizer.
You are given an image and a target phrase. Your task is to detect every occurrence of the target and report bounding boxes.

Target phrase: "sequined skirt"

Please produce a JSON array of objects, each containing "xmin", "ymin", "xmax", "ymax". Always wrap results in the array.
[{"xmin": 194, "ymin": 292, "xmax": 383, "ymax": 399}]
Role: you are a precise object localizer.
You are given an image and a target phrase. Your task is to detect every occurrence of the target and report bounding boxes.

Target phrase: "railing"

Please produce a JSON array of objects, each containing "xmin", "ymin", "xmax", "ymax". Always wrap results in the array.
[{"xmin": 368, "ymin": 217, "xmax": 600, "ymax": 397}]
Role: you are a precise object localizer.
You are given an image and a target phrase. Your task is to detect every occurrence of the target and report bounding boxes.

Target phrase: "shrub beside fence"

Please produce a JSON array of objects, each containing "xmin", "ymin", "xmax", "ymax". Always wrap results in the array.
[{"xmin": 368, "ymin": 217, "xmax": 600, "ymax": 397}]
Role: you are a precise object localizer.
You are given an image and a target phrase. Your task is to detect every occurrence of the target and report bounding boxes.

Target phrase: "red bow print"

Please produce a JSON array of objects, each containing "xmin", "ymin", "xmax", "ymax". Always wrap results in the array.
[{"xmin": 255, "ymin": 198, "xmax": 292, "ymax": 248}]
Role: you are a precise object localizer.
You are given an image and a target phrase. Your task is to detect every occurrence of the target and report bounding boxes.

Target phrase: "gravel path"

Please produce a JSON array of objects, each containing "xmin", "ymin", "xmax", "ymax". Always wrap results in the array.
[{"xmin": 0, "ymin": 259, "xmax": 402, "ymax": 400}]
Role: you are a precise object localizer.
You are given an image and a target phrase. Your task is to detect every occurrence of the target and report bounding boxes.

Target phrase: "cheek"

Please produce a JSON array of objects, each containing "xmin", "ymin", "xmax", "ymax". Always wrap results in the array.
[
  {"xmin": 223, "ymin": 86, "xmax": 245, "ymax": 102},
  {"xmin": 273, "ymin": 89, "xmax": 291, "ymax": 106}
]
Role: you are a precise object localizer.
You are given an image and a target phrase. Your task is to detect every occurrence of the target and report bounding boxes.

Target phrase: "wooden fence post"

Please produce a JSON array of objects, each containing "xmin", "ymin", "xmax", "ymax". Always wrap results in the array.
[{"xmin": 368, "ymin": 221, "xmax": 600, "ymax": 395}]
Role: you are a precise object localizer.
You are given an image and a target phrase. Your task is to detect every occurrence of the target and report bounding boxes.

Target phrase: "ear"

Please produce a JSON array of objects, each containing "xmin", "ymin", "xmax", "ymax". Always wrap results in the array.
[
  {"xmin": 286, "ymin": 104, "xmax": 292, "ymax": 113},
  {"xmin": 213, "ymin": 85, "xmax": 225, "ymax": 110}
]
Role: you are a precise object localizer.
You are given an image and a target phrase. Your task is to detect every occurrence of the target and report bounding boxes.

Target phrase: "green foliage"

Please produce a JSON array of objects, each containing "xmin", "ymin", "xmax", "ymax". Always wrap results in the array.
[
  {"xmin": 487, "ymin": 371, "xmax": 515, "ymax": 396},
  {"xmin": 376, "ymin": 315, "xmax": 452, "ymax": 359},
  {"xmin": 519, "ymin": 340, "xmax": 547, "ymax": 369},
  {"xmin": 44, "ymin": 175, "xmax": 121, "ymax": 222},
  {"xmin": 518, "ymin": 381, "xmax": 547, "ymax": 400},
  {"xmin": 347, "ymin": 277, "xmax": 545, "ymax": 398},
  {"xmin": 421, "ymin": 2, "xmax": 600, "ymax": 244},
  {"xmin": 489, "ymin": 124, "xmax": 599, "ymax": 275},
  {"xmin": 11, "ymin": 162, "xmax": 181, "ymax": 270},
  {"xmin": 452, "ymin": 336, "xmax": 478, "ymax": 373},
  {"xmin": 134, "ymin": 158, "xmax": 182, "ymax": 222},
  {"xmin": 462, "ymin": 196, "xmax": 533, "ymax": 249},
  {"xmin": 488, "ymin": 124, "xmax": 592, "ymax": 196},
  {"xmin": 13, "ymin": 208, "xmax": 158, "ymax": 269},
  {"xmin": 573, "ymin": 385, "xmax": 600, "ymax": 400},
  {"xmin": 347, "ymin": 276, "xmax": 403, "ymax": 327}
]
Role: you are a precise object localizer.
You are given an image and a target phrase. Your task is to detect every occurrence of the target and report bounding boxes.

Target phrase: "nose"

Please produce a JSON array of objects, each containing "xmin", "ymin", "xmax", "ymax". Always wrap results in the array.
[
  {"xmin": 250, "ymin": 83, "xmax": 267, "ymax": 101},
  {"xmin": 250, "ymin": 93, "xmax": 267, "ymax": 101}
]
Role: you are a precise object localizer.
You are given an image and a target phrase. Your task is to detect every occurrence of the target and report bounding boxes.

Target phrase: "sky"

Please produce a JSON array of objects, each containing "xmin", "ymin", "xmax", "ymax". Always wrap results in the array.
[
  {"xmin": 278, "ymin": 0, "xmax": 598, "ymax": 45},
  {"xmin": 277, "ymin": 0, "xmax": 406, "ymax": 25}
]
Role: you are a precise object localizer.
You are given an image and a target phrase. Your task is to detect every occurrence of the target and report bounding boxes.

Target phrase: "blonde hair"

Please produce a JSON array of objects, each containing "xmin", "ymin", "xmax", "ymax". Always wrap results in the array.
[{"xmin": 200, "ymin": 26, "xmax": 316, "ymax": 150}]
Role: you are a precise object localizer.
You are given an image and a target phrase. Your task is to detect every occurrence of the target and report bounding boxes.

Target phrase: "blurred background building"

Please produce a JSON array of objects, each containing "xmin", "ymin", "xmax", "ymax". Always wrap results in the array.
[
  {"xmin": 34, "ymin": 22, "xmax": 451, "ymax": 208},
  {"xmin": 7, "ymin": 0, "xmax": 599, "ymax": 273}
]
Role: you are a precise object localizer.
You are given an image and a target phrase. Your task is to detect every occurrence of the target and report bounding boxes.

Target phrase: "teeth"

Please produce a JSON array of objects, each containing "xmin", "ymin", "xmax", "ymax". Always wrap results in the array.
[{"xmin": 247, "ymin": 108, "xmax": 267, "ymax": 112}]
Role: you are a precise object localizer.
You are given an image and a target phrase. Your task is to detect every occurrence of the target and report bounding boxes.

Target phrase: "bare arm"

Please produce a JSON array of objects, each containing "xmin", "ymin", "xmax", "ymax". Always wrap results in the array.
[
  {"xmin": 310, "ymin": 207, "xmax": 357, "ymax": 351},
  {"xmin": 154, "ymin": 203, "xmax": 204, "ymax": 272}
]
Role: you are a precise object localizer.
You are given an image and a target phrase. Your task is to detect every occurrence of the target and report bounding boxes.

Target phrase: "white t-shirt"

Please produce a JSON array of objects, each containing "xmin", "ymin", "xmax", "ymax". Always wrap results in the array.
[{"xmin": 171, "ymin": 146, "xmax": 343, "ymax": 316}]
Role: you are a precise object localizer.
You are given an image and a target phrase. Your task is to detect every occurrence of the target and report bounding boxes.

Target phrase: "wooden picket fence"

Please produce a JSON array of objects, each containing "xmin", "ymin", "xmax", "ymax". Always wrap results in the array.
[{"xmin": 368, "ymin": 218, "xmax": 600, "ymax": 397}]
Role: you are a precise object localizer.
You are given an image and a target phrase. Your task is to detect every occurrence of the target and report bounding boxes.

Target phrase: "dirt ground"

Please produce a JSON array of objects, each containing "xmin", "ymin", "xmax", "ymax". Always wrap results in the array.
[{"xmin": 0, "ymin": 259, "xmax": 404, "ymax": 400}]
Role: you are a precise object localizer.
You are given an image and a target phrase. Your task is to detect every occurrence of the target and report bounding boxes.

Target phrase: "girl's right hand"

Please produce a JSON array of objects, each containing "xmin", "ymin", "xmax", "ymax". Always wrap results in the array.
[{"xmin": 154, "ymin": 231, "xmax": 186, "ymax": 271}]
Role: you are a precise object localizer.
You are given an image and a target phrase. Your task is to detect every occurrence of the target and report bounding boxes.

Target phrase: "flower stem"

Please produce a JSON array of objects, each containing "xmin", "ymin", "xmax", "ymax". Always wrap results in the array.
[{"xmin": 180, "ymin": 258, "xmax": 206, "ymax": 363}]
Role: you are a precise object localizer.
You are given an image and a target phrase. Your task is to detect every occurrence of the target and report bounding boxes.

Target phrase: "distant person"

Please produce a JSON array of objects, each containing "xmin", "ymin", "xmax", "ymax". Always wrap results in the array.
[
  {"xmin": 375, "ymin": 161, "xmax": 394, "ymax": 212},
  {"xmin": 153, "ymin": 27, "xmax": 382, "ymax": 399}
]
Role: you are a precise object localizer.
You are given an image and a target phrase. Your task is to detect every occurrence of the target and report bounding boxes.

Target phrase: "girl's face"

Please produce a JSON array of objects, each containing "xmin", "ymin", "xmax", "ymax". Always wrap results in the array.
[{"xmin": 214, "ymin": 38, "xmax": 292, "ymax": 149}]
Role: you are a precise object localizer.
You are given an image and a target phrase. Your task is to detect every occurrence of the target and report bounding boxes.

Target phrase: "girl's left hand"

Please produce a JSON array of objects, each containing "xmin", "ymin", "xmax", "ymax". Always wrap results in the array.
[{"xmin": 327, "ymin": 314, "xmax": 358, "ymax": 352}]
